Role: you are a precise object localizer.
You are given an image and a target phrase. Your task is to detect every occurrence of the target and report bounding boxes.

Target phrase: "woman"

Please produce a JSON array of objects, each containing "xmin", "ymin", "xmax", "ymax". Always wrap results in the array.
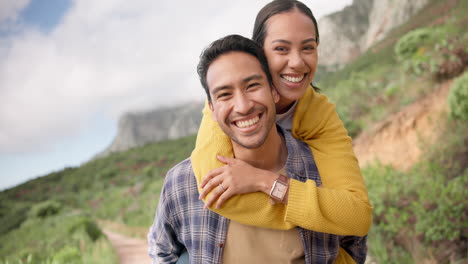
[{"xmin": 192, "ymin": 0, "xmax": 372, "ymax": 236}]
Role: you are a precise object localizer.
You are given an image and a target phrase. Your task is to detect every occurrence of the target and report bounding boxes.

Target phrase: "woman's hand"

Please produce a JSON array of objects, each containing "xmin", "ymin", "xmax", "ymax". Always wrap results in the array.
[{"xmin": 198, "ymin": 156, "xmax": 276, "ymax": 209}]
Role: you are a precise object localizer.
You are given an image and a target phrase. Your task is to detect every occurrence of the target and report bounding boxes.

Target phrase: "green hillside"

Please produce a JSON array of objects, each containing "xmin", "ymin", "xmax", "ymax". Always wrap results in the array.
[
  {"xmin": 1, "ymin": 0, "xmax": 467, "ymax": 263},
  {"xmin": 0, "ymin": 135, "xmax": 196, "ymax": 263}
]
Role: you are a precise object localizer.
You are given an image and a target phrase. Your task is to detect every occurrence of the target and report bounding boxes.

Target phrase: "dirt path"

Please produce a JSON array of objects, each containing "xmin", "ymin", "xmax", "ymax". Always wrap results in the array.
[{"xmin": 103, "ymin": 229, "xmax": 150, "ymax": 264}]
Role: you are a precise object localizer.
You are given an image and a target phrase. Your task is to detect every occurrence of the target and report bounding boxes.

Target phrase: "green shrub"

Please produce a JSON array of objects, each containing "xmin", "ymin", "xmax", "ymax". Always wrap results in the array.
[
  {"xmin": 68, "ymin": 217, "xmax": 103, "ymax": 241},
  {"xmin": 448, "ymin": 72, "xmax": 468, "ymax": 120},
  {"xmin": 395, "ymin": 28, "xmax": 437, "ymax": 75},
  {"xmin": 395, "ymin": 28, "xmax": 434, "ymax": 60},
  {"xmin": 29, "ymin": 200, "xmax": 62, "ymax": 218},
  {"xmin": 52, "ymin": 246, "xmax": 82, "ymax": 264},
  {"xmin": 0, "ymin": 205, "xmax": 29, "ymax": 236}
]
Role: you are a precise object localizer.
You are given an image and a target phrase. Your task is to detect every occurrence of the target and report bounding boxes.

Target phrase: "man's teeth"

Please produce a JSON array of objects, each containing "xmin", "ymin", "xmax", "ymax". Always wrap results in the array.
[
  {"xmin": 282, "ymin": 75, "xmax": 304, "ymax": 83},
  {"xmin": 236, "ymin": 116, "xmax": 260, "ymax": 128}
]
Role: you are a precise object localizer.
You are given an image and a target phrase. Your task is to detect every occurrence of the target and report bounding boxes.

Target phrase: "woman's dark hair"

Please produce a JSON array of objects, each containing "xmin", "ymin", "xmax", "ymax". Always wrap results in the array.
[
  {"xmin": 252, "ymin": 0, "xmax": 320, "ymax": 91},
  {"xmin": 252, "ymin": 0, "xmax": 319, "ymax": 47}
]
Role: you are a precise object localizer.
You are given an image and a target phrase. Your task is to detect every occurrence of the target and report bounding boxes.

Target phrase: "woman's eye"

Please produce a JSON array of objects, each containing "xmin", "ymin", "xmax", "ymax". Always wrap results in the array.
[
  {"xmin": 274, "ymin": 46, "xmax": 288, "ymax": 52},
  {"xmin": 304, "ymin": 45, "xmax": 316, "ymax": 51}
]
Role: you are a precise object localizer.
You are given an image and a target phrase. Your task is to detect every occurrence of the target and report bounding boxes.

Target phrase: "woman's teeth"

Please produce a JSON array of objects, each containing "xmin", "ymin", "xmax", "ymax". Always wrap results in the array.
[
  {"xmin": 235, "ymin": 116, "xmax": 259, "ymax": 128},
  {"xmin": 281, "ymin": 74, "xmax": 305, "ymax": 83}
]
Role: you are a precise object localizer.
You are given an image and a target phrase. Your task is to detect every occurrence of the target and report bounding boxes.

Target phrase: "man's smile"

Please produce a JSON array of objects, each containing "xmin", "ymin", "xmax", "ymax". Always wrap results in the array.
[{"xmin": 234, "ymin": 114, "xmax": 261, "ymax": 128}]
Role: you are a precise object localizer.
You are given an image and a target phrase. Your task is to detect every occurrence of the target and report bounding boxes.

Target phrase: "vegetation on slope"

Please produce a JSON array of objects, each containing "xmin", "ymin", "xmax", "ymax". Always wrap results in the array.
[
  {"xmin": 0, "ymin": 135, "xmax": 196, "ymax": 263},
  {"xmin": 1, "ymin": 0, "xmax": 467, "ymax": 263},
  {"xmin": 315, "ymin": 0, "xmax": 467, "ymax": 262}
]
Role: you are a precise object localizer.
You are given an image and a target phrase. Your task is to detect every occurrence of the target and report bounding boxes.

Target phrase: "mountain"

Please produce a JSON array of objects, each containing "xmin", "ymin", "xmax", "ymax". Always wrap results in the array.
[
  {"xmin": 96, "ymin": 101, "xmax": 204, "ymax": 157},
  {"xmin": 318, "ymin": 0, "xmax": 429, "ymax": 70}
]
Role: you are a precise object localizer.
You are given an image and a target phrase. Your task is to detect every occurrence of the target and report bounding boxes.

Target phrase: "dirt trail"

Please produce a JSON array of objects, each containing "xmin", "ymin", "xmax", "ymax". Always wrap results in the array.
[
  {"xmin": 103, "ymin": 229, "xmax": 150, "ymax": 264},
  {"xmin": 353, "ymin": 80, "xmax": 452, "ymax": 170}
]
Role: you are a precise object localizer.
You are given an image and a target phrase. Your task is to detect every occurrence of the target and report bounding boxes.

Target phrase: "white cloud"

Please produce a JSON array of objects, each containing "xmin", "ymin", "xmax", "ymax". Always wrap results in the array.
[
  {"xmin": 0, "ymin": 0, "xmax": 30, "ymax": 24},
  {"xmin": 0, "ymin": 0, "xmax": 352, "ymax": 154}
]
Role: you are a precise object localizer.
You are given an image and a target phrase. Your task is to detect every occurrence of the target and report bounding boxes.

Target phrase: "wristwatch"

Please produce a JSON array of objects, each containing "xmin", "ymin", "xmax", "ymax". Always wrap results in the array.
[{"xmin": 269, "ymin": 174, "xmax": 289, "ymax": 202}]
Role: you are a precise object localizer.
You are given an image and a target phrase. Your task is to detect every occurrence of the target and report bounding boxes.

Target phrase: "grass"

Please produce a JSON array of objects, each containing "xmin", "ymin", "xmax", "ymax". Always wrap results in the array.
[
  {"xmin": 1, "ymin": 0, "xmax": 467, "ymax": 262},
  {"xmin": 0, "ymin": 135, "xmax": 196, "ymax": 263},
  {"xmin": 0, "ymin": 210, "xmax": 118, "ymax": 264}
]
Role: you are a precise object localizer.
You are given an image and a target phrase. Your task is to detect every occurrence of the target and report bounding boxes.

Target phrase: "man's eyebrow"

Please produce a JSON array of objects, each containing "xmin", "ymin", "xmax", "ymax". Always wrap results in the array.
[
  {"xmin": 211, "ymin": 74, "xmax": 263, "ymax": 95},
  {"xmin": 243, "ymin": 74, "xmax": 263, "ymax": 83},
  {"xmin": 271, "ymin": 37, "xmax": 317, "ymax": 45},
  {"xmin": 211, "ymin": 85, "xmax": 231, "ymax": 96}
]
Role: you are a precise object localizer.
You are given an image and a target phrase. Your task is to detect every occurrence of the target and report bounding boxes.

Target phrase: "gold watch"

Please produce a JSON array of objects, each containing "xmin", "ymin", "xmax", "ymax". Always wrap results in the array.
[{"xmin": 269, "ymin": 174, "xmax": 289, "ymax": 202}]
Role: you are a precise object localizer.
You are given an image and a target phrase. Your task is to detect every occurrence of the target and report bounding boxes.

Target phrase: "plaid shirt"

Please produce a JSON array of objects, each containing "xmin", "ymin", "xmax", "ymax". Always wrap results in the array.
[{"xmin": 148, "ymin": 127, "xmax": 367, "ymax": 264}]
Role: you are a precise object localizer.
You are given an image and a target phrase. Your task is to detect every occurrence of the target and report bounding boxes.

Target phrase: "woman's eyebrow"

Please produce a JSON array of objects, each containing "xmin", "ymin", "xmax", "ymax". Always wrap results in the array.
[
  {"xmin": 302, "ymin": 37, "xmax": 317, "ymax": 44},
  {"xmin": 271, "ymin": 37, "xmax": 317, "ymax": 45}
]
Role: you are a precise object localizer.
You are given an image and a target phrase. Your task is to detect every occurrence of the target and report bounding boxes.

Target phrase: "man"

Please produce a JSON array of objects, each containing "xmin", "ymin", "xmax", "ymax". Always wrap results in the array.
[{"xmin": 148, "ymin": 34, "xmax": 366, "ymax": 263}]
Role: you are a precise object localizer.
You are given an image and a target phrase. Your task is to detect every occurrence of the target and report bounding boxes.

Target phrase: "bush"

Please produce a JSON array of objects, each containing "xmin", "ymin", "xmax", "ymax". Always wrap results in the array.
[
  {"xmin": 448, "ymin": 71, "xmax": 468, "ymax": 120},
  {"xmin": 0, "ymin": 205, "xmax": 29, "ymax": 236},
  {"xmin": 395, "ymin": 28, "xmax": 440, "ymax": 75},
  {"xmin": 29, "ymin": 200, "xmax": 62, "ymax": 218},
  {"xmin": 69, "ymin": 217, "xmax": 103, "ymax": 241},
  {"xmin": 395, "ymin": 28, "xmax": 434, "ymax": 60},
  {"xmin": 52, "ymin": 246, "xmax": 82, "ymax": 264}
]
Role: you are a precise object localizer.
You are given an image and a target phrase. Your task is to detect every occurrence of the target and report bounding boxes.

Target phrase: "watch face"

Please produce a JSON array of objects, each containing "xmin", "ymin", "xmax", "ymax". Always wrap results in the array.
[{"xmin": 272, "ymin": 181, "xmax": 287, "ymax": 199}]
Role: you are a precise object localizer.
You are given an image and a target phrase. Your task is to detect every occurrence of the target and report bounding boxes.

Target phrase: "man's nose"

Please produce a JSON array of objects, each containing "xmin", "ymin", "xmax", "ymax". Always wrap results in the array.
[{"xmin": 233, "ymin": 92, "xmax": 254, "ymax": 114}]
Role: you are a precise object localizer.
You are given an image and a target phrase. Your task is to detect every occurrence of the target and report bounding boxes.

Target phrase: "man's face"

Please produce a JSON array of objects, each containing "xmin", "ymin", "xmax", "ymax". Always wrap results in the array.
[{"xmin": 207, "ymin": 51, "xmax": 279, "ymax": 150}]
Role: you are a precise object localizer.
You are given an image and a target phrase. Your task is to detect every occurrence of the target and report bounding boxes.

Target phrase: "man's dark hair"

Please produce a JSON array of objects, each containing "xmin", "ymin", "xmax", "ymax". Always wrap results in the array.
[
  {"xmin": 252, "ymin": 0, "xmax": 319, "ymax": 47},
  {"xmin": 197, "ymin": 34, "xmax": 273, "ymax": 102}
]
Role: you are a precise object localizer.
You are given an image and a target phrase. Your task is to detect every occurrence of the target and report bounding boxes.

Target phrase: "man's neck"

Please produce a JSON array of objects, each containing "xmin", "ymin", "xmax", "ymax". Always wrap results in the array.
[{"xmin": 232, "ymin": 127, "xmax": 287, "ymax": 172}]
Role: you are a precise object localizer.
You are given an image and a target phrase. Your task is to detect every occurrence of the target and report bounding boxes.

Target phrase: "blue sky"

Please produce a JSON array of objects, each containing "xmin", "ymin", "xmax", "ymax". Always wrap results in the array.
[{"xmin": 0, "ymin": 0, "xmax": 353, "ymax": 190}]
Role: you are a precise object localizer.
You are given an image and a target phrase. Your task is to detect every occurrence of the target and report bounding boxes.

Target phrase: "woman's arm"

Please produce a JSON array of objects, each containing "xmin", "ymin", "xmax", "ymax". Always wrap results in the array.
[{"xmin": 287, "ymin": 87, "xmax": 373, "ymax": 234}]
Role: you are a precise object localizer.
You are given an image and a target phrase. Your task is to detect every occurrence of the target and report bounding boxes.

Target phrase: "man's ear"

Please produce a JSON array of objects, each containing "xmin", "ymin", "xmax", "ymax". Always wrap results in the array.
[
  {"xmin": 271, "ymin": 84, "xmax": 280, "ymax": 103},
  {"xmin": 209, "ymin": 101, "xmax": 217, "ymax": 122}
]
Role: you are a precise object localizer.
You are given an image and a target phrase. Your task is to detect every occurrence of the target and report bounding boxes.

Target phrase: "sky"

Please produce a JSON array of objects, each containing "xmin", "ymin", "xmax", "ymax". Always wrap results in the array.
[{"xmin": 0, "ymin": 0, "xmax": 353, "ymax": 191}]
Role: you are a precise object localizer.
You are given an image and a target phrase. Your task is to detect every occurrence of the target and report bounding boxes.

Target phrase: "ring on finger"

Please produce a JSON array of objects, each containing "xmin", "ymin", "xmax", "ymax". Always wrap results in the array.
[{"xmin": 219, "ymin": 183, "xmax": 226, "ymax": 192}]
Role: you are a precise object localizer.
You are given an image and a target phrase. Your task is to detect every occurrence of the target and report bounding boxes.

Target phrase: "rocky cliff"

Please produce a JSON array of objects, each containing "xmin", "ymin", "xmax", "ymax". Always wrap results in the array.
[
  {"xmin": 318, "ymin": 0, "xmax": 429, "ymax": 70},
  {"xmin": 97, "ymin": 102, "xmax": 204, "ymax": 157}
]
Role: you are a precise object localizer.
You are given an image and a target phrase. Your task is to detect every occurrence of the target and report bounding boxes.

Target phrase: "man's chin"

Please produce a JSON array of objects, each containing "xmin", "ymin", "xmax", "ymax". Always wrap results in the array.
[{"xmin": 231, "ymin": 136, "xmax": 268, "ymax": 150}]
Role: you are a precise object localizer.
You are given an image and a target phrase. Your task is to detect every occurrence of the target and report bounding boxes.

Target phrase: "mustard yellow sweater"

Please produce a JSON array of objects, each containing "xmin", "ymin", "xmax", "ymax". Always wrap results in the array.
[{"xmin": 191, "ymin": 87, "xmax": 372, "ymax": 237}]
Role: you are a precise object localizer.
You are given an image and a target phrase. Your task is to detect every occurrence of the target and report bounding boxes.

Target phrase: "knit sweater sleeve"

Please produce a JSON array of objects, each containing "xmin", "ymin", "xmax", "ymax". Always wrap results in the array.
[{"xmin": 287, "ymin": 87, "xmax": 373, "ymax": 235}]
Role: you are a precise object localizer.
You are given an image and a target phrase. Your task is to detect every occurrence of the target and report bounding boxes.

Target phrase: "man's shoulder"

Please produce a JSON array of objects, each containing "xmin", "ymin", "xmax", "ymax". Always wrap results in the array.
[
  {"xmin": 281, "ymin": 127, "xmax": 320, "ymax": 182},
  {"xmin": 163, "ymin": 158, "xmax": 196, "ymax": 190},
  {"xmin": 282, "ymin": 127, "xmax": 313, "ymax": 158},
  {"xmin": 166, "ymin": 158, "xmax": 193, "ymax": 177}
]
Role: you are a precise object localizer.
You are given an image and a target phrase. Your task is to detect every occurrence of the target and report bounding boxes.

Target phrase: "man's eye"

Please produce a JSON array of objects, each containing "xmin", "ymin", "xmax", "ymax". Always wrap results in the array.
[
  {"xmin": 217, "ymin": 93, "xmax": 231, "ymax": 99},
  {"xmin": 247, "ymin": 83, "xmax": 260, "ymax": 89}
]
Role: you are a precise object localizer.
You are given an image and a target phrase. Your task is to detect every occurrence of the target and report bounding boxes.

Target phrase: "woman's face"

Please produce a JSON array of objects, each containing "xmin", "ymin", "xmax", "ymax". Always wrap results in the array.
[{"xmin": 263, "ymin": 9, "xmax": 319, "ymax": 113}]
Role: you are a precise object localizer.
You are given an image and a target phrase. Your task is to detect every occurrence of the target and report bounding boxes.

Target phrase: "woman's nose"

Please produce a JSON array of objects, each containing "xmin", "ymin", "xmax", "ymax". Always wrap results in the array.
[{"xmin": 288, "ymin": 51, "xmax": 305, "ymax": 69}]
